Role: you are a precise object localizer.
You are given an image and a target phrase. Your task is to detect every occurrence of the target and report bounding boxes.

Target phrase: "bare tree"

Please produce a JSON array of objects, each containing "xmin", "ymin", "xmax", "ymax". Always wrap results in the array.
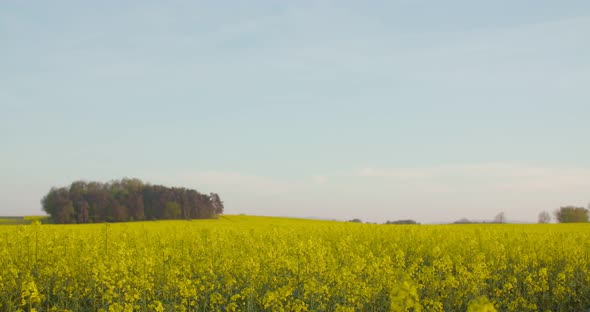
[
  {"xmin": 494, "ymin": 212, "xmax": 506, "ymax": 224},
  {"xmin": 538, "ymin": 211, "xmax": 551, "ymax": 224}
]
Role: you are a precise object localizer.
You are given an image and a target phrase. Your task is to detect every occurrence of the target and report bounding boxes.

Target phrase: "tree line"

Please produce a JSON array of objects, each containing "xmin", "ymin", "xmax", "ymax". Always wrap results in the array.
[
  {"xmin": 348, "ymin": 205, "xmax": 590, "ymax": 225},
  {"xmin": 41, "ymin": 178, "xmax": 224, "ymax": 224}
]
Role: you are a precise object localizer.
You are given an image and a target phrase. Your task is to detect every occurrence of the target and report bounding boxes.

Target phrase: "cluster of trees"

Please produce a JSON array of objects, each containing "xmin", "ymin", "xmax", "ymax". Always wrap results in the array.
[
  {"xmin": 348, "ymin": 218, "xmax": 363, "ymax": 223},
  {"xmin": 552, "ymin": 206, "xmax": 589, "ymax": 223},
  {"xmin": 384, "ymin": 219, "xmax": 419, "ymax": 225},
  {"xmin": 453, "ymin": 212, "xmax": 507, "ymax": 224},
  {"xmin": 41, "ymin": 178, "xmax": 224, "ymax": 224},
  {"xmin": 452, "ymin": 208, "xmax": 590, "ymax": 225},
  {"xmin": 537, "ymin": 206, "xmax": 589, "ymax": 223}
]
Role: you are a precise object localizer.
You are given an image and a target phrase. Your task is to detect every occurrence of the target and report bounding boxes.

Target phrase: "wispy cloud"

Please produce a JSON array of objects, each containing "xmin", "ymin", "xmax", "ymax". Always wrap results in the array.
[
  {"xmin": 163, "ymin": 162, "xmax": 590, "ymax": 199},
  {"xmin": 351, "ymin": 163, "xmax": 590, "ymax": 193}
]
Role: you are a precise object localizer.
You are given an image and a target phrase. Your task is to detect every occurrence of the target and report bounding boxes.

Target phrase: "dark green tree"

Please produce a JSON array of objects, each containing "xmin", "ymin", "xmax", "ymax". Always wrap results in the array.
[
  {"xmin": 164, "ymin": 202, "xmax": 181, "ymax": 219},
  {"xmin": 57, "ymin": 201, "xmax": 75, "ymax": 224},
  {"xmin": 555, "ymin": 206, "xmax": 589, "ymax": 223},
  {"xmin": 385, "ymin": 220, "xmax": 419, "ymax": 225}
]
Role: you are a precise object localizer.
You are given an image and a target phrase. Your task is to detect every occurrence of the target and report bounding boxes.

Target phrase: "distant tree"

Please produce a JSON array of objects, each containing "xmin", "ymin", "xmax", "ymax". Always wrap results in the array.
[
  {"xmin": 42, "ymin": 187, "xmax": 73, "ymax": 223},
  {"xmin": 164, "ymin": 202, "xmax": 181, "ymax": 219},
  {"xmin": 135, "ymin": 195, "xmax": 145, "ymax": 220},
  {"xmin": 555, "ymin": 206, "xmax": 589, "ymax": 223},
  {"xmin": 454, "ymin": 218, "xmax": 473, "ymax": 224},
  {"xmin": 348, "ymin": 218, "xmax": 363, "ymax": 223},
  {"xmin": 494, "ymin": 212, "xmax": 506, "ymax": 224},
  {"xmin": 58, "ymin": 202, "xmax": 75, "ymax": 224},
  {"xmin": 538, "ymin": 211, "xmax": 551, "ymax": 224},
  {"xmin": 210, "ymin": 193, "xmax": 224, "ymax": 215},
  {"xmin": 385, "ymin": 220, "xmax": 419, "ymax": 225},
  {"xmin": 113, "ymin": 204, "xmax": 128, "ymax": 222},
  {"xmin": 77, "ymin": 200, "xmax": 90, "ymax": 223}
]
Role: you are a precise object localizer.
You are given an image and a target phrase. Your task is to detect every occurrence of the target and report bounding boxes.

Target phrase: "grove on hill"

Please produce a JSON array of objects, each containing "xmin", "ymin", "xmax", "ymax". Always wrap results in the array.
[{"xmin": 41, "ymin": 178, "xmax": 223, "ymax": 224}]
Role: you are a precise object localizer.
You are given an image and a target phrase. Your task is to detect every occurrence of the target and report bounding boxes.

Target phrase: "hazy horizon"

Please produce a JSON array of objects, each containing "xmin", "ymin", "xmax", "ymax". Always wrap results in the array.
[{"xmin": 2, "ymin": 1, "xmax": 589, "ymax": 223}]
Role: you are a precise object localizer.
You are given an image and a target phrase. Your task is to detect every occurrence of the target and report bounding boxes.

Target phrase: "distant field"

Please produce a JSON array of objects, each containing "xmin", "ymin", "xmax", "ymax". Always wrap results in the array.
[
  {"xmin": 0, "ymin": 215, "xmax": 49, "ymax": 225},
  {"xmin": 1, "ymin": 215, "xmax": 589, "ymax": 311}
]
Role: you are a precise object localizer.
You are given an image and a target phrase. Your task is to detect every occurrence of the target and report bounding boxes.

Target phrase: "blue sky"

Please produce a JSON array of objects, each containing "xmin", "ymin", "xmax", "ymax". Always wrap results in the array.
[{"xmin": 1, "ymin": 1, "xmax": 589, "ymax": 222}]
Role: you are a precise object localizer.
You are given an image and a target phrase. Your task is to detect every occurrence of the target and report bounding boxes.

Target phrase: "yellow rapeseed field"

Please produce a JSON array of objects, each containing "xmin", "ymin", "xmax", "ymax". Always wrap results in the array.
[{"xmin": 1, "ymin": 215, "xmax": 589, "ymax": 311}]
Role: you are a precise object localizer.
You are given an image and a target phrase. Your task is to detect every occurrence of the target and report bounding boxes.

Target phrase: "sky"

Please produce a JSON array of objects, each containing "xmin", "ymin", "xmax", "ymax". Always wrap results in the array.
[{"xmin": 1, "ymin": 1, "xmax": 589, "ymax": 223}]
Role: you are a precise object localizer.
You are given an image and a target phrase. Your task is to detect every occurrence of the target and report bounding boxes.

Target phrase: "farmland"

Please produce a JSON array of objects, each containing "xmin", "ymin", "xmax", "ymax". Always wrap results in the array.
[
  {"xmin": 1, "ymin": 216, "xmax": 589, "ymax": 311},
  {"xmin": 0, "ymin": 216, "xmax": 49, "ymax": 225}
]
